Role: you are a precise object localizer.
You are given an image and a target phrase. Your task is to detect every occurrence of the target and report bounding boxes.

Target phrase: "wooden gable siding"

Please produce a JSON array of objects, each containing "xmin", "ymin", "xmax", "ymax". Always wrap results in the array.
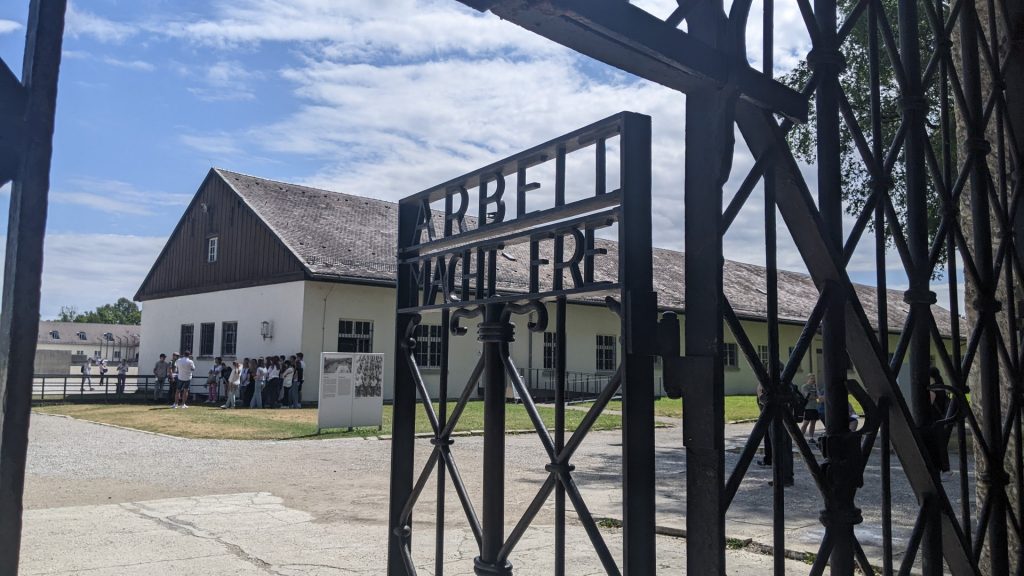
[{"xmin": 135, "ymin": 173, "xmax": 306, "ymax": 301}]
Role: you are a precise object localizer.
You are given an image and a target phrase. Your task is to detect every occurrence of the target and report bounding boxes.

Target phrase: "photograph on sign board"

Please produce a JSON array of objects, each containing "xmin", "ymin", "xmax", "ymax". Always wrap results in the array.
[
  {"xmin": 324, "ymin": 356, "xmax": 352, "ymax": 375},
  {"xmin": 355, "ymin": 354, "xmax": 383, "ymax": 398}
]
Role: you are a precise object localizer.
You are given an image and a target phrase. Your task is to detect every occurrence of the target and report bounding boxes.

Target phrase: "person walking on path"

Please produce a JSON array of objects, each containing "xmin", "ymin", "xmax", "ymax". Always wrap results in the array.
[
  {"xmin": 153, "ymin": 354, "xmax": 169, "ymax": 401},
  {"xmin": 800, "ymin": 374, "xmax": 821, "ymax": 442},
  {"xmin": 115, "ymin": 359, "xmax": 128, "ymax": 397},
  {"xmin": 173, "ymin": 351, "xmax": 195, "ymax": 409},
  {"xmin": 80, "ymin": 359, "xmax": 94, "ymax": 392},
  {"xmin": 222, "ymin": 361, "xmax": 241, "ymax": 409}
]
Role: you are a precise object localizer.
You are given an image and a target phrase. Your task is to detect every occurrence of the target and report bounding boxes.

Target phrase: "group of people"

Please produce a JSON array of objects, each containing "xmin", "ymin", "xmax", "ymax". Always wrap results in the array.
[
  {"xmin": 79, "ymin": 357, "xmax": 130, "ymax": 395},
  {"xmin": 152, "ymin": 351, "xmax": 306, "ymax": 410}
]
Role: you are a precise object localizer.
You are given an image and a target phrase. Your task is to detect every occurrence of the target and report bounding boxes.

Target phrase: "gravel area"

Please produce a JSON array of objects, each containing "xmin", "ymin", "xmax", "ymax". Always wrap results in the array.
[{"xmin": 24, "ymin": 411, "xmax": 972, "ymax": 573}]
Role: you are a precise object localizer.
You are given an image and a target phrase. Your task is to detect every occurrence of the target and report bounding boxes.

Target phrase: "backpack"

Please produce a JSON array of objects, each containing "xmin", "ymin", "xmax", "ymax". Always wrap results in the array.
[{"xmin": 80, "ymin": 364, "xmax": 85, "ymax": 374}]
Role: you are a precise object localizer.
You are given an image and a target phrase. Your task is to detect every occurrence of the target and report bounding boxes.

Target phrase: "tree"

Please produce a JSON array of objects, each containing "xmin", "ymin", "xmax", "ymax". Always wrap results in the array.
[{"xmin": 57, "ymin": 298, "xmax": 141, "ymax": 325}]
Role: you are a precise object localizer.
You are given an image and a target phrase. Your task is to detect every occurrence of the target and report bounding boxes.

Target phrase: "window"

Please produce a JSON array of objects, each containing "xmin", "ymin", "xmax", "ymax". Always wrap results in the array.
[
  {"xmin": 596, "ymin": 334, "xmax": 617, "ymax": 372},
  {"xmin": 180, "ymin": 324, "xmax": 194, "ymax": 355},
  {"xmin": 77, "ymin": 331, "xmax": 87, "ymax": 341},
  {"xmin": 723, "ymin": 342, "xmax": 739, "ymax": 368},
  {"xmin": 207, "ymin": 236, "xmax": 219, "ymax": 263},
  {"xmin": 113, "ymin": 351, "xmax": 121, "ymax": 360},
  {"xmin": 93, "ymin": 350, "xmax": 101, "ymax": 358},
  {"xmin": 199, "ymin": 323, "xmax": 215, "ymax": 357},
  {"xmin": 757, "ymin": 345, "xmax": 771, "ymax": 368},
  {"xmin": 414, "ymin": 325, "xmax": 443, "ymax": 369},
  {"xmin": 49, "ymin": 330, "xmax": 60, "ymax": 340},
  {"xmin": 543, "ymin": 332, "xmax": 558, "ymax": 370},
  {"xmin": 75, "ymin": 350, "xmax": 84, "ymax": 356},
  {"xmin": 221, "ymin": 322, "xmax": 238, "ymax": 357},
  {"xmin": 339, "ymin": 320, "xmax": 373, "ymax": 353},
  {"xmin": 103, "ymin": 332, "xmax": 114, "ymax": 342}
]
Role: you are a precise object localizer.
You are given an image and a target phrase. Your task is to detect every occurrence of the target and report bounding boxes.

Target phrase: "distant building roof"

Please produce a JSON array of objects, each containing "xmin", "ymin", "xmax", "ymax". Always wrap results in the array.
[
  {"xmin": 164, "ymin": 169, "xmax": 958, "ymax": 335},
  {"xmin": 38, "ymin": 321, "xmax": 139, "ymax": 345}
]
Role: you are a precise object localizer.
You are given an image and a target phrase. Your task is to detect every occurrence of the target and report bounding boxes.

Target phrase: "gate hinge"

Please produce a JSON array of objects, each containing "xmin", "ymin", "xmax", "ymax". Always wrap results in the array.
[{"xmin": 656, "ymin": 311, "xmax": 684, "ymax": 399}]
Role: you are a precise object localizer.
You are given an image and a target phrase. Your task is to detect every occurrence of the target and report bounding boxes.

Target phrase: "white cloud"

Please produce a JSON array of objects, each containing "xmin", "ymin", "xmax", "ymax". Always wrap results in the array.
[
  {"xmin": 65, "ymin": 2, "xmax": 136, "ymax": 43},
  {"xmin": 179, "ymin": 132, "xmax": 244, "ymax": 157},
  {"xmin": 102, "ymin": 57, "xmax": 154, "ymax": 72},
  {"xmin": 38, "ymin": 233, "xmax": 165, "ymax": 318},
  {"xmin": 51, "ymin": 178, "xmax": 190, "ymax": 216},
  {"xmin": 0, "ymin": 19, "xmax": 22, "ymax": 35},
  {"xmin": 187, "ymin": 60, "xmax": 261, "ymax": 101}
]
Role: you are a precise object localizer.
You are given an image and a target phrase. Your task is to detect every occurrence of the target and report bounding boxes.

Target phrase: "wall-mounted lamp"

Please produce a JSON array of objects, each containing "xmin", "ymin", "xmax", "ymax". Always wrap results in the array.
[{"xmin": 261, "ymin": 321, "xmax": 273, "ymax": 340}]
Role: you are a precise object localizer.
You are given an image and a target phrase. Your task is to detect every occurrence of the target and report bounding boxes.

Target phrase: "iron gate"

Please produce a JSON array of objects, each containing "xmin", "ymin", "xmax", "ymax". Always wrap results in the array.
[
  {"xmin": 387, "ymin": 112, "xmax": 657, "ymax": 574},
  {"xmin": 388, "ymin": 0, "xmax": 1024, "ymax": 575}
]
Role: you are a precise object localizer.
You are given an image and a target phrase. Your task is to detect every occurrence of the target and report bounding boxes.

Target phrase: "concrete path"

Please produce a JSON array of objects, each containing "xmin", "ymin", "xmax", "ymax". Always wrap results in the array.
[{"xmin": 20, "ymin": 412, "xmax": 961, "ymax": 574}]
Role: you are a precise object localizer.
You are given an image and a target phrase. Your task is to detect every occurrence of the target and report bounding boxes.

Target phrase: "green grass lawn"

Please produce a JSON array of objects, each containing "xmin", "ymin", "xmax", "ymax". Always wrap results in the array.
[
  {"xmin": 585, "ymin": 395, "xmax": 865, "ymax": 423},
  {"xmin": 34, "ymin": 401, "xmax": 622, "ymax": 441}
]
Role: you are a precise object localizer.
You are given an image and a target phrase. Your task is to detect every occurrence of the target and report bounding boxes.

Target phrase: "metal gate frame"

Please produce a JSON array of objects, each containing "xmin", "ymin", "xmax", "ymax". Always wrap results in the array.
[
  {"xmin": 387, "ymin": 112, "xmax": 657, "ymax": 575},
  {"xmin": 457, "ymin": 1, "xmax": 1024, "ymax": 575},
  {"xmin": 0, "ymin": 1, "xmax": 66, "ymax": 574}
]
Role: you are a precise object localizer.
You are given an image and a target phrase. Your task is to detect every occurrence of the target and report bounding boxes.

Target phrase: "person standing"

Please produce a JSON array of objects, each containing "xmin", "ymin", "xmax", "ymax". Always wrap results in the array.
[
  {"xmin": 266, "ymin": 358, "xmax": 281, "ymax": 408},
  {"xmin": 222, "ymin": 361, "xmax": 241, "ymax": 409},
  {"xmin": 207, "ymin": 358, "xmax": 222, "ymax": 404},
  {"xmin": 153, "ymin": 354, "xmax": 169, "ymax": 401},
  {"xmin": 98, "ymin": 359, "xmax": 109, "ymax": 389},
  {"xmin": 168, "ymin": 353, "xmax": 180, "ymax": 405},
  {"xmin": 81, "ymin": 358, "xmax": 94, "ymax": 392},
  {"xmin": 281, "ymin": 361, "xmax": 295, "ymax": 409},
  {"xmin": 239, "ymin": 358, "xmax": 251, "ymax": 408},
  {"xmin": 174, "ymin": 351, "xmax": 195, "ymax": 409},
  {"xmin": 800, "ymin": 374, "xmax": 821, "ymax": 442},
  {"xmin": 251, "ymin": 358, "xmax": 266, "ymax": 409},
  {"xmin": 116, "ymin": 359, "xmax": 128, "ymax": 397},
  {"xmin": 756, "ymin": 382, "xmax": 772, "ymax": 467},
  {"xmin": 295, "ymin": 352, "xmax": 305, "ymax": 404}
]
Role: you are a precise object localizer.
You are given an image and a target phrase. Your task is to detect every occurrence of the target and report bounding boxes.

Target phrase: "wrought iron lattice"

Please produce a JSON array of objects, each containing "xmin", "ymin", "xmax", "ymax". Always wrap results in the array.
[
  {"xmin": 388, "ymin": 112, "xmax": 657, "ymax": 575},
  {"xmin": 440, "ymin": 1, "xmax": 1024, "ymax": 575}
]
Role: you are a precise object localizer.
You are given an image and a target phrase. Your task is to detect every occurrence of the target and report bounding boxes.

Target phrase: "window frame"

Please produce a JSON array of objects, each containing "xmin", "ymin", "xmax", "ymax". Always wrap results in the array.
[
  {"xmin": 49, "ymin": 330, "xmax": 60, "ymax": 340},
  {"xmin": 221, "ymin": 321, "xmax": 238, "ymax": 357},
  {"xmin": 722, "ymin": 342, "xmax": 739, "ymax": 369},
  {"xmin": 757, "ymin": 344, "xmax": 771, "ymax": 369},
  {"xmin": 543, "ymin": 332, "xmax": 558, "ymax": 371},
  {"xmin": 595, "ymin": 334, "xmax": 617, "ymax": 372},
  {"xmin": 199, "ymin": 322, "xmax": 215, "ymax": 357},
  {"xmin": 338, "ymin": 319, "xmax": 374, "ymax": 353},
  {"xmin": 207, "ymin": 236, "xmax": 219, "ymax": 263},
  {"xmin": 179, "ymin": 324, "xmax": 194, "ymax": 356},
  {"xmin": 413, "ymin": 324, "xmax": 443, "ymax": 369}
]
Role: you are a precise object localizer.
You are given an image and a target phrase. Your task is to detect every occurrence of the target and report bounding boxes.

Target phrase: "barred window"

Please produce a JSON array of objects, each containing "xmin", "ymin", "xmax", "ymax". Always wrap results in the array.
[
  {"xmin": 199, "ymin": 323, "xmax": 215, "ymax": 357},
  {"xmin": 596, "ymin": 334, "xmax": 617, "ymax": 372},
  {"xmin": 723, "ymin": 343, "xmax": 739, "ymax": 368},
  {"xmin": 339, "ymin": 320, "xmax": 373, "ymax": 353},
  {"xmin": 221, "ymin": 322, "xmax": 238, "ymax": 357},
  {"xmin": 414, "ymin": 324, "xmax": 443, "ymax": 369},
  {"xmin": 543, "ymin": 332, "xmax": 557, "ymax": 370},
  {"xmin": 179, "ymin": 324, "xmax": 194, "ymax": 355}
]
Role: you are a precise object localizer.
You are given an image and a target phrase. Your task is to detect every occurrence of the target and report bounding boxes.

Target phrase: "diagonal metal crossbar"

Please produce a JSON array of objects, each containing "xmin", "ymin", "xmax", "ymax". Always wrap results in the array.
[{"xmin": 388, "ymin": 112, "xmax": 656, "ymax": 575}]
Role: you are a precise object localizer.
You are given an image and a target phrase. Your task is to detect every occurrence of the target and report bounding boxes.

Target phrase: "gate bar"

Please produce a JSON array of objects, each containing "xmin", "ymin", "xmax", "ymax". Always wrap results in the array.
[{"xmin": 0, "ymin": 2, "xmax": 66, "ymax": 574}]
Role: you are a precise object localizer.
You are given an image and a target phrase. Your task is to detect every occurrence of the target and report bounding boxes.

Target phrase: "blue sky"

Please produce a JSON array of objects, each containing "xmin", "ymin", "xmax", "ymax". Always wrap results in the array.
[{"xmin": 0, "ymin": 0, "xmax": 960, "ymax": 319}]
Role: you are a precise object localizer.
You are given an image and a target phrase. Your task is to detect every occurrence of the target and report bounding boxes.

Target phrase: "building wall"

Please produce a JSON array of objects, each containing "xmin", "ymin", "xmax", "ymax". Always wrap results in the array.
[
  {"xmin": 143, "ymin": 279, "xmax": 959, "ymax": 402},
  {"xmin": 139, "ymin": 281, "xmax": 307, "ymax": 379}
]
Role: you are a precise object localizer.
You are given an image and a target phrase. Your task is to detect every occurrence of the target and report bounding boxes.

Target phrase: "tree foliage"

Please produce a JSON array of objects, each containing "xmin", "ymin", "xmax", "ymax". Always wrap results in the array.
[
  {"xmin": 57, "ymin": 297, "xmax": 141, "ymax": 325},
  {"xmin": 781, "ymin": 0, "xmax": 947, "ymax": 253}
]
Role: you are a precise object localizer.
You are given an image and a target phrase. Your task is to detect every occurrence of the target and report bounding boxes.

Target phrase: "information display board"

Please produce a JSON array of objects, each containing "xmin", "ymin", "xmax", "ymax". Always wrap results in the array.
[{"xmin": 318, "ymin": 352, "xmax": 385, "ymax": 431}]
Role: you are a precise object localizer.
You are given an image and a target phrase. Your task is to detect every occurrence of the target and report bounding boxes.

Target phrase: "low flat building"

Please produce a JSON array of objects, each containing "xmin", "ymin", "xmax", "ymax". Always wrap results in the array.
[
  {"xmin": 135, "ymin": 168, "xmax": 958, "ymax": 402},
  {"xmin": 36, "ymin": 321, "xmax": 140, "ymax": 373}
]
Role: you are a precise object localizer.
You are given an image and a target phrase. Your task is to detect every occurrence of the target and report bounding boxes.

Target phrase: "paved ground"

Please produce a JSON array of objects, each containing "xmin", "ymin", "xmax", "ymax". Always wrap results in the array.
[{"xmin": 20, "ymin": 412, "xmax": 963, "ymax": 574}]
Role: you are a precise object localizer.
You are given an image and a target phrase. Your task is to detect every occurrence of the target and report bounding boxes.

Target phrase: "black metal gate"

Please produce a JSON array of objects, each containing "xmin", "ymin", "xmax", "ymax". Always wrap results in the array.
[
  {"xmin": 390, "ymin": 0, "xmax": 1024, "ymax": 575},
  {"xmin": 388, "ymin": 112, "xmax": 657, "ymax": 574}
]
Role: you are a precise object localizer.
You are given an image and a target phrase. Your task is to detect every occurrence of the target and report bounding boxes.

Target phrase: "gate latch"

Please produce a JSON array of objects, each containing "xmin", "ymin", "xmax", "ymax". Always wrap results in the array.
[{"xmin": 656, "ymin": 312, "xmax": 685, "ymax": 399}]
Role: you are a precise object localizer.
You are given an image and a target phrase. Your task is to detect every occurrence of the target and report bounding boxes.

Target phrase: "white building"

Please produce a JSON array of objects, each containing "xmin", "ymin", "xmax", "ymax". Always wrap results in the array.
[
  {"xmin": 136, "ymin": 168, "xmax": 958, "ymax": 402},
  {"xmin": 36, "ymin": 321, "xmax": 140, "ymax": 372}
]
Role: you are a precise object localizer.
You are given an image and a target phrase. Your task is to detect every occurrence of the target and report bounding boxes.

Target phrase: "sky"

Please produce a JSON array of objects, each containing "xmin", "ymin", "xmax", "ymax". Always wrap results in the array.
[{"xmin": 0, "ymin": 0, "xmax": 963, "ymax": 319}]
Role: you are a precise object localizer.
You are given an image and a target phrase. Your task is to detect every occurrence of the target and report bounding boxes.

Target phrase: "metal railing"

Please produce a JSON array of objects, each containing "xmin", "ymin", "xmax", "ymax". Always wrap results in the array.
[{"xmin": 32, "ymin": 374, "xmax": 201, "ymax": 403}]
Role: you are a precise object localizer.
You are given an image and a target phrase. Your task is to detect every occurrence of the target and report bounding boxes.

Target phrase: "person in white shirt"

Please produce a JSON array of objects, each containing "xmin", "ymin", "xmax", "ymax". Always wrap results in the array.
[
  {"xmin": 81, "ymin": 359, "xmax": 94, "ymax": 392},
  {"xmin": 173, "ymin": 351, "xmax": 196, "ymax": 408},
  {"xmin": 280, "ymin": 361, "xmax": 295, "ymax": 409},
  {"xmin": 221, "ymin": 361, "xmax": 241, "ymax": 409}
]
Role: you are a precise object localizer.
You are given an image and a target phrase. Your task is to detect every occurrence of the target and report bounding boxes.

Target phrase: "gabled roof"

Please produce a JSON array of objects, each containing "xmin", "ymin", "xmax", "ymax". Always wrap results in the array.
[{"xmin": 150, "ymin": 169, "xmax": 958, "ymax": 336}]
